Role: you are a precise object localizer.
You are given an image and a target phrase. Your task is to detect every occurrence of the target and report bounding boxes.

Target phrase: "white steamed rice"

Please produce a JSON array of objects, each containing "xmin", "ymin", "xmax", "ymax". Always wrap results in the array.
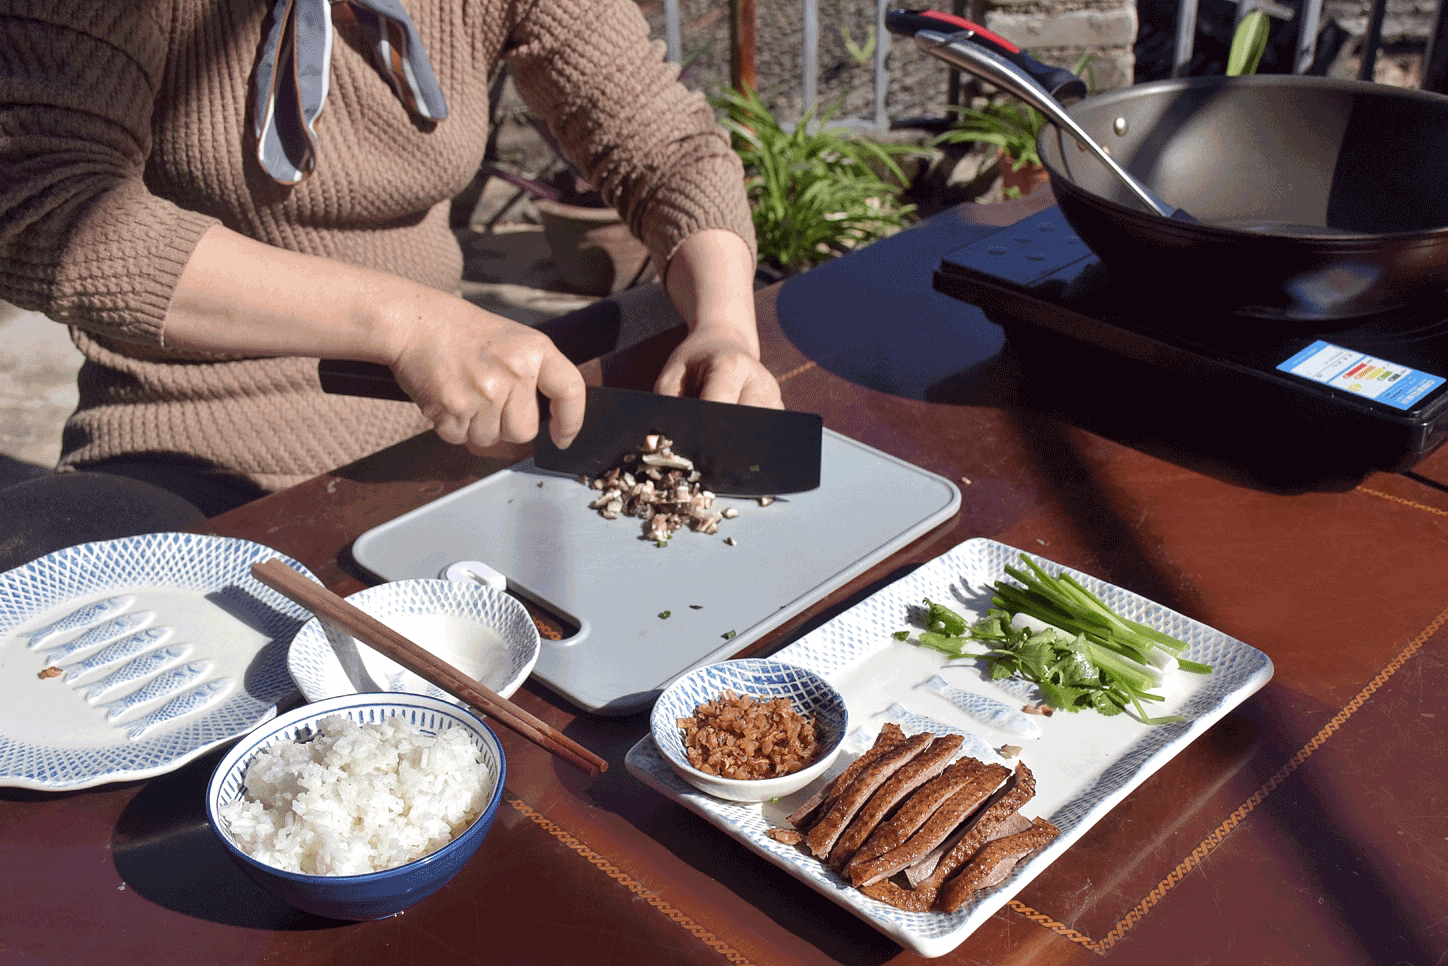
[{"xmin": 219, "ymin": 713, "xmax": 491, "ymax": 876}]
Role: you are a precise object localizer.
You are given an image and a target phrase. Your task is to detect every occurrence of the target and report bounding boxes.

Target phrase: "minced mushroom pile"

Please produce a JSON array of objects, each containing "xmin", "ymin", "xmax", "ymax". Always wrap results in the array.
[{"xmin": 585, "ymin": 434, "xmax": 771, "ymax": 545}]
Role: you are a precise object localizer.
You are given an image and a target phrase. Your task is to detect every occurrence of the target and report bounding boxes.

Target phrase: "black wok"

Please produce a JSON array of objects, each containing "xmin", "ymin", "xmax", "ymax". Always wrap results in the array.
[{"xmin": 888, "ymin": 10, "xmax": 1448, "ymax": 324}]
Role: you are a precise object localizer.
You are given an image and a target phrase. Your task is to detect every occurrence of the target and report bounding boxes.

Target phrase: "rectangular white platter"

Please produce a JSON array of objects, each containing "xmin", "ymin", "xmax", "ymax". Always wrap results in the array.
[{"xmin": 626, "ymin": 537, "xmax": 1274, "ymax": 958}]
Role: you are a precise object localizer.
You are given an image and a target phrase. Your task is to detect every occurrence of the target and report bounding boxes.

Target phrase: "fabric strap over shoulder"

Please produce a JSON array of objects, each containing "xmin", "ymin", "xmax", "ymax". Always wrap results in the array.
[{"xmin": 254, "ymin": 0, "xmax": 449, "ymax": 185}]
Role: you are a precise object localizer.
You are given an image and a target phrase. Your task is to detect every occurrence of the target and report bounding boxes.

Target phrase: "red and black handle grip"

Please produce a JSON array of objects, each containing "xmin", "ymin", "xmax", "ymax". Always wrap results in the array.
[{"xmin": 885, "ymin": 9, "xmax": 1089, "ymax": 102}]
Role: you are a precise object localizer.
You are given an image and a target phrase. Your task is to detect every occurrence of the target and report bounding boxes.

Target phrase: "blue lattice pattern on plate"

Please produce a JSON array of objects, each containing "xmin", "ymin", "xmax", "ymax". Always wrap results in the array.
[
  {"xmin": 287, "ymin": 578, "xmax": 540, "ymax": 703},
  {"xmin": 625, "ymin": 538, "xmax": 1275, "ymax": 957},
  {"xmin": 0, "ymin": 533, "xmax": 315, "ymax": 791}
]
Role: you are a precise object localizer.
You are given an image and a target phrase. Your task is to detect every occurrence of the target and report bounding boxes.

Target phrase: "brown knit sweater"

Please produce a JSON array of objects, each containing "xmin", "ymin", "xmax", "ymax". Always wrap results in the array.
[{"xmin": 0, "ymin": 0, "xmax": 754, "ymax": 493}]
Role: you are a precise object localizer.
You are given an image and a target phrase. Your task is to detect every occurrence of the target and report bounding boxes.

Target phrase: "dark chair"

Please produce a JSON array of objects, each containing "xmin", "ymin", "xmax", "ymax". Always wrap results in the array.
[{"xmin": 0, "ymin": 472, "xmax": 206, "ymax": 572}]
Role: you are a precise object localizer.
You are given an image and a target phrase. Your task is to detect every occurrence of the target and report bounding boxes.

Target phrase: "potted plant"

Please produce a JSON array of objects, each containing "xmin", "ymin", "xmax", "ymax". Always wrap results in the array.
[
  {"xmin": 930, "ymin": 54, "xmax": 1093, "ymax": 200},
  {"xmin": 526, "ymin": 170, "xmax": 655, "ymax": 297},
  {"xmin": 474, "ymin": 127, "xmax": 654, "ymax": 297},
  {"xmin": 713, "ymin": 86, "xmax": 920, "ymax": 278},
  {"xmin": 932, "ymin": 99, "xmax": 1050, "ymax": 199}
]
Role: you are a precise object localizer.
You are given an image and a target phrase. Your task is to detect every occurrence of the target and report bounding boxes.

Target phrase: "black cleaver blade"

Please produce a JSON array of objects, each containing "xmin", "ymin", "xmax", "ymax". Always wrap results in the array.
[{"xmin": 533, "ymin": 385, "xmax": 822, "ymax": 496}]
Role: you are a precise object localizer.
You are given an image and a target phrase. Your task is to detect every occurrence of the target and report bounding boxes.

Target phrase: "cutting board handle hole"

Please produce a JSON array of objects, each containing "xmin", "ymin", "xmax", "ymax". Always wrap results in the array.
[{"xmin": 512, "ymin": 587, "xmax": 581, "ymax": 642}]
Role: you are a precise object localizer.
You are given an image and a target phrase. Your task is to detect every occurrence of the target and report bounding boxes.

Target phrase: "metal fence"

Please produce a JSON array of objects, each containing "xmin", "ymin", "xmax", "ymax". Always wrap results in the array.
[{"xmin": 646, "ymin": 0, "xmax": 958, "ymax": 129}]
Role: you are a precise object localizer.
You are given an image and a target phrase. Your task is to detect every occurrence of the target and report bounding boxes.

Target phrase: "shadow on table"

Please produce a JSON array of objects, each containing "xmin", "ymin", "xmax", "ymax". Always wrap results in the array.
[
  {"xmin": 110, "ymin": 746, "xmax": 338, "ymax": 931},
  {"xmin": 1219, "ymin": 683, "xmax": 1444, "ymax": 965}
]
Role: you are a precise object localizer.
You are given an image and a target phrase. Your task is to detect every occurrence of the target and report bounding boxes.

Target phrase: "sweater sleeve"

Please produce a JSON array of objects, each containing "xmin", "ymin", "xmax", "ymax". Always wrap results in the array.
[
  {"xmin": 0, "ymin": 0, "xmax": 217, "ymax": 345},
  {"xmin": 502, "ymin": 0, "xmax": 756, "ymax": 270}
]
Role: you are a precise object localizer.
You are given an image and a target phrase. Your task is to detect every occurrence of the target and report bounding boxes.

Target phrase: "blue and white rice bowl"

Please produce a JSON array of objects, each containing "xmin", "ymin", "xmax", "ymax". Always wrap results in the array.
[
  {"xmin": 287, "ymin": 578, "xmax": 540, "ymax": 704},
  {"xmin": 652, "ymin": 658, "xmax": 848, "ymax": 803},
  {"xmin": 206, "ymin": 692, "xmax": 505, "ymax": 921}
]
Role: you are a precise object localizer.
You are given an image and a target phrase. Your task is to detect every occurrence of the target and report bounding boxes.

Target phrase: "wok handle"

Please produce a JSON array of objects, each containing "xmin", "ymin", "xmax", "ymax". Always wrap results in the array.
[
  {"xmin": 911, "ymin": 28, "xmax": 1180, "ymax": 220},
  {"xmin": 884, "ymin": 9, "xmax": 1088, "ymax": 101}
]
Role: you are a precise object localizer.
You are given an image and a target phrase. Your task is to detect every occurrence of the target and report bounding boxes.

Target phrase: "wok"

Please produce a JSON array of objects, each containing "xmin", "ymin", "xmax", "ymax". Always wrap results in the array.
[{"xmin": 888, "ymin": 10, "xmax": 1448, "ymax": 323}]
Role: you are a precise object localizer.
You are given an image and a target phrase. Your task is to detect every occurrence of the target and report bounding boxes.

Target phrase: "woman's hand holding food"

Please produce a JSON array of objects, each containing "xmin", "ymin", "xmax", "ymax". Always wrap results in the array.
[{"xmin": 655, "ymin": 324, "xmax": 782, "ymax": 409}]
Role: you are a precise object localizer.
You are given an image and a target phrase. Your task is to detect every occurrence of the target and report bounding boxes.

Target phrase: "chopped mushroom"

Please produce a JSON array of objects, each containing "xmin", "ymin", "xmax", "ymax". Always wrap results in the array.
[{"xmin": 583, "ymin": 435, "xmax": 746, "ymax": 544}]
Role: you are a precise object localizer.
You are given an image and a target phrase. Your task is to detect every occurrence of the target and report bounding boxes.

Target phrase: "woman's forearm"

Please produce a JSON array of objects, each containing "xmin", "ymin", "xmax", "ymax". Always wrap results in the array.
[
  {"xmin": 663, "ymin": 228, "xmax": 760, "ymax": 354},
  {"xmin": 656, "ymin": 228, "xmax": 782, "ymax": 408},
  {"xmin": 163, "ymin": 224, "xmax": 409, "ymax": 362},
  {"xmin": 164, "ymin": 223, "xmax": 588, "ymax": 448}
]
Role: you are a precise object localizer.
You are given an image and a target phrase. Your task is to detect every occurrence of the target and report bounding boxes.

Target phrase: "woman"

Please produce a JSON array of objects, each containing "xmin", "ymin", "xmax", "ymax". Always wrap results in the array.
[{"xmin": 0, "ymin": 0, "xmax": 779, "ymax": 515}]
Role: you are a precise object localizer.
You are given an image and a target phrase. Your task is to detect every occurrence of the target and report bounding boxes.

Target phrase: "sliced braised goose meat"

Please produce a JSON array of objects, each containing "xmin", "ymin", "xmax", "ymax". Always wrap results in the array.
[
  {"xmin": 844, "ymin": 756, "xmax": 987, "ymax": 875},
  {"xmin": 827, "ymin": 733, "xmax": 965, "ymax": 869},
  {"xmin": 858, "ymin": 878, "xmax": 933, "ymax": 913},
  {"xmin": 804, "ymin": 730, "xmax": 935, "ymax": 858},
  {"xmin": 904, "ymin": 809, "xmax": 1031, "ymax": 888},
  {"xmin": 905, "ymin": 761, "xmax": 1038, "ymax": 893},
  {"xmin": 787, "ymin": 722, "xmax": 906, "ymax": 829},
  {"xmin": 765, "ymin": 826, "xmax": 804, "ymax": 846},
  {"xmin": 937, "ymin": 816, "xmax": 1060, "ymax": 912},
  {"xmin": 859, "ymin": 812, "xmax": 1048, "ymax": 912},
  {"xmin": 848, "ymin": 760, "xmax": 1011, "ymax": 888}
]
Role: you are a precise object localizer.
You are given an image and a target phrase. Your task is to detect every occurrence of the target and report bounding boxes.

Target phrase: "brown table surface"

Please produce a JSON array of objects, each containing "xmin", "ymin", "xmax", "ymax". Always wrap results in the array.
[{"xmin": 5, "ymin": 193, "xmax": 1446, "ymax": 966}]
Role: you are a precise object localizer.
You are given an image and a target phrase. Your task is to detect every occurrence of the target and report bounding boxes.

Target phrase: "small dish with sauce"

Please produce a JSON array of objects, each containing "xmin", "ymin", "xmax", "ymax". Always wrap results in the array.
[{"xmin": 287, "ymin": 578, "xmax": 540, "ymax": 704}]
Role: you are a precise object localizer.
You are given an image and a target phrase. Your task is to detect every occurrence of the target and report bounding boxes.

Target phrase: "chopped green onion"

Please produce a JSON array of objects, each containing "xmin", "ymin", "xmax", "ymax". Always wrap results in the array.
[{"xmin": 897, "ymin": 557, "xmax": 1212, "ymax": 725}]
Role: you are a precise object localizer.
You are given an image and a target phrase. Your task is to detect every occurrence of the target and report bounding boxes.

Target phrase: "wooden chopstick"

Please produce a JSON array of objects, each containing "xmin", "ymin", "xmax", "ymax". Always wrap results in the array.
[{"xmin": 250, "ymin": 558, "xmax": 607, "ymax": 776}]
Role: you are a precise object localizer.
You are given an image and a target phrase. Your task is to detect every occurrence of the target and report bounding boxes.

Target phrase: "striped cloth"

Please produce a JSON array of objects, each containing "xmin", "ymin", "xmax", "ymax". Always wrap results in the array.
[{"xmin": 254, "ymin": 0, "xmax": 449, "ymax": 184}]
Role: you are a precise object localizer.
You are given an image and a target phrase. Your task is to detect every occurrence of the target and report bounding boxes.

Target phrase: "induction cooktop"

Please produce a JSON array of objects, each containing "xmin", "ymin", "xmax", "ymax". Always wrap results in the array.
[{"xmin": 934, "ymin": 205, "xmax": 1448, "ymax": 473}]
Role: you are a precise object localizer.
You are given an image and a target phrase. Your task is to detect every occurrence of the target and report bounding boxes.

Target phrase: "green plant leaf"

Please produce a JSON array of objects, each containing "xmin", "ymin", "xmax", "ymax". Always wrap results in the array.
[
  {"xmin": 933, "ymin": 100, "xmax": 1046, "ymax": 168},
  {"xmin": 712, "ymin": 86, "xmax": 919, "ymax": 275},
  {"xmin": 1227, "ymin": 10, "xmax": 1271, "ymax": 76},
  {"xmin": 840, "ymin": 23, "xmax": 876, "ymax": 65}
]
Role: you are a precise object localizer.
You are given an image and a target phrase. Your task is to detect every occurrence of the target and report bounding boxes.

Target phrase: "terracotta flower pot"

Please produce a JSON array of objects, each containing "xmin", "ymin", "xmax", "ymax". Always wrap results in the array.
[
  {"xmin": 997, "ymin": 149, "xmax": 1050, "ymax": 198},
  {"xmin": 535, "ymin": 198, "xmax": 655, "ymax": 296}
]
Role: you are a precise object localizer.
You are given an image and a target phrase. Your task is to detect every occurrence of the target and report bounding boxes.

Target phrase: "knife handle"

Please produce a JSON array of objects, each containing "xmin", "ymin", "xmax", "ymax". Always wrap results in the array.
[{"xmin": 317, "ymin": 359, "xmax": 412, "ymax": 401}]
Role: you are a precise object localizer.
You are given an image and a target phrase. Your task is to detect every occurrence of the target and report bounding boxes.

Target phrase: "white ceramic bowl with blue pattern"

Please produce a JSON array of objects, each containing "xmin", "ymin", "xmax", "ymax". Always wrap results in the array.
[
  {"xmin": 651, "ymin": 658, "xmax": 849, "ymax": 803},
  {"xmin": 287, "ymin": 579, "xmax": 540, "ymax": 704}
]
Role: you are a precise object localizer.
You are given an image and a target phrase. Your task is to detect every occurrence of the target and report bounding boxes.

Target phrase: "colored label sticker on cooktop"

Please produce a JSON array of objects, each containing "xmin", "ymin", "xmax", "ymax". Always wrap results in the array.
[{"xmin": 1278, "ymin": 341, "xmax": 1445, "ymax": 411}]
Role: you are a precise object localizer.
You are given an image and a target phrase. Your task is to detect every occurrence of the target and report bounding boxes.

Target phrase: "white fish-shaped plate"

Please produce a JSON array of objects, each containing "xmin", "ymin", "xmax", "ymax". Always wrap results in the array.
[
  {"xmin": 625, "ymin": 537, "xmax": 1274, "ymax": 958},
  {"xmin": 38, "ymin": 611, "xmax": 155, "ymax": 664},
  {"xmin": 81, "ymin": 643, "xmax": 193, "ymax": 703},
  {"xmin": 23, "ymin": 595, "xmax": 135, "ymax": 649},
  {"xmin": 59, "ymin": 627, "xmax": 172, "ymax": 682},
  {"xmin": 100, "ymin": 660, "xmax": 212, "ymax": 721},
  {"xmin": 0, "ymin": 533, "xmax": 316, "ymax": 791},
  {"xmin": 125, "ymin": 677, "xmax": 231, "ymax": 741}
]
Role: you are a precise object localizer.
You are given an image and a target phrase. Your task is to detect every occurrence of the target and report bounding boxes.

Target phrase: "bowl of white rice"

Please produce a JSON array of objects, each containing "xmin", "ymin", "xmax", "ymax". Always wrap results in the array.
[{"xmin": 206, "ymin": 691, "xmax": 505, "ymax": 921}]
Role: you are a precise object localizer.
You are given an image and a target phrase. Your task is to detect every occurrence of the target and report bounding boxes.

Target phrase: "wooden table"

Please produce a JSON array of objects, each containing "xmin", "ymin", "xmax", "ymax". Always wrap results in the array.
[{"xmin": 4, "ymin": 193, "xmax": 1446, "ymax": 966}]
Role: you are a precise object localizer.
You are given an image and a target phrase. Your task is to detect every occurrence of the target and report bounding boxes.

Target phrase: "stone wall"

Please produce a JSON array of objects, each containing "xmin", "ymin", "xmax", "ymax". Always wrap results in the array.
[{"xmin": 978, "ymin": 0, "xmax": 1139, "ymax": 91}]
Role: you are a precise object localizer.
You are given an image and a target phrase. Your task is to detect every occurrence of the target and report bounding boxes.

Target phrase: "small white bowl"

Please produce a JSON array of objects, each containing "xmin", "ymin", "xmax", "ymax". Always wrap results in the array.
[
  {"xmin": 288, "ymin": 579, "xmax": 540, "ymax": 704},
  {"xmin": 651, "ymin": 658, "xmax": 849, "ymax": 803}
]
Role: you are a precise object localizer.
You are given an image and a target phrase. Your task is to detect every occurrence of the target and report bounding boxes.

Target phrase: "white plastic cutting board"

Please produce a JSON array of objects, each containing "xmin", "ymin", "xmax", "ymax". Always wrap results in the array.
[{"xmin": 351, "ymin": 430, "xmax": 960, "ymax": 713}]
